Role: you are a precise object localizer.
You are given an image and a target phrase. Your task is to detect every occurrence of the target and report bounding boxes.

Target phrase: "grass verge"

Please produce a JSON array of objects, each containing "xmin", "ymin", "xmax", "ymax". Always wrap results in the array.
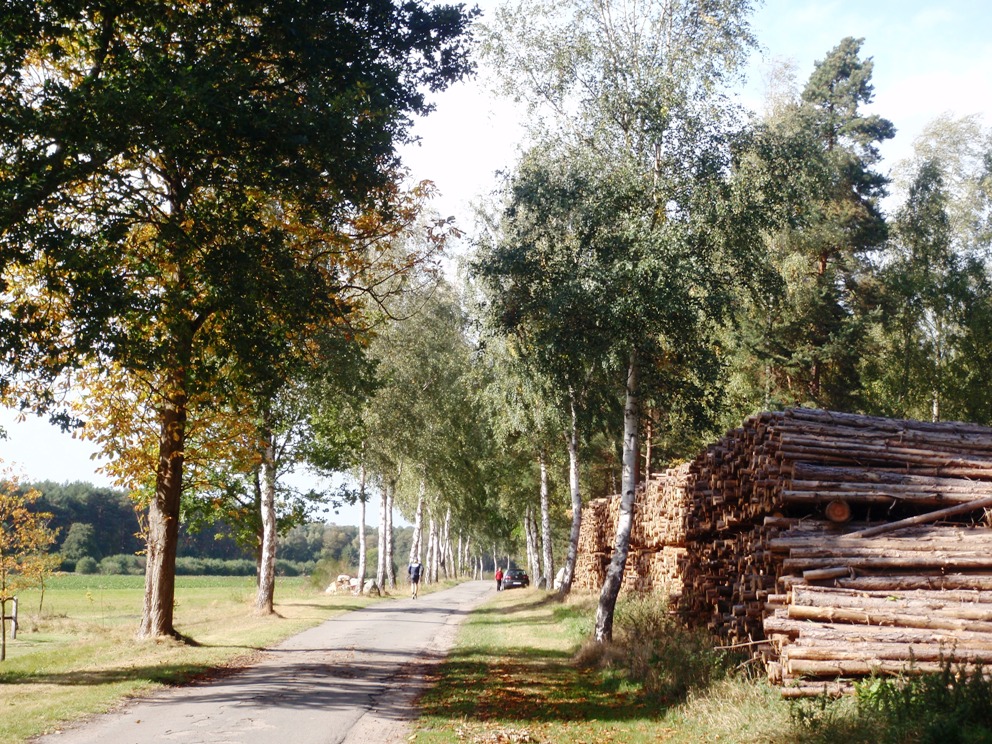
[
  {"xmin": 1, "ymin": 573, "xmax": 398, "ymax": 742},
  {"xmin": 414, "ymin": 589, "xmax": 992, "ymax": 744},
  {"xmin": 411, "ymin": 589, "xmax": 792, "ymax": 744}
]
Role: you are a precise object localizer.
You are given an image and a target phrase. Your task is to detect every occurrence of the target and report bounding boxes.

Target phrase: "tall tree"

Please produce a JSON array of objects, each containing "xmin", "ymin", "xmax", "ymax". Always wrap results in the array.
[
  {"xmin": 862, "ymin": 117, "xmax": 992, "ymax": 422},
  {"xmin": 483, "ymin": 0, "xmax": 759, "ymax": 639},
  {"xmin": 730, "ymin": 38, "xmax": 895, "ymax": 414},
  {"xmin": 0, "ymin": 0, "xmax": 475, "ymax": 638}
]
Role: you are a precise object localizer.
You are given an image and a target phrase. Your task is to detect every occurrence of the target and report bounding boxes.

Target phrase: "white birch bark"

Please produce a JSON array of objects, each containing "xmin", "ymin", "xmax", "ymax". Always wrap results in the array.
[
  {"xmin": 441, "ymin": 507, "xmax": 452, "ymax": 579},
  {"xmin": 595, "ymin": 349, "xmax": 639, "ymax": 642},
  {"xmin": 539, "ymin": 451, "xmax": 554, "ymax": 589},
  {"xmin": 385, "ymin": 481, "xmax": 396, "ymax": 589},
  {"xmin": 456, "ymin": 533, "xmax": 463, "ymax": 578},
  {"xmin": 560, "ymin": 396, "xmax": 583, "ymax": 595},
  {"xmin": 409, "ymin": 479, "xmax": 425, "ymax": 564},
  {"xmin": 427, "ymin": 515, "xmax": 439, "ymax": 583},
  {"xmin": 356, "ymin": 463, "xmax": 367, "ymax": 594},
  {"xmin": 254, "ymin": 421, "xmax": 278, "ymax": 614},
  {"xmin": 376, "ymin": 486, "xmax": 387, "ymax": 589},
  {"xmin": 524, "ymin": 506, "xmax": 539, "ymax": 582}
]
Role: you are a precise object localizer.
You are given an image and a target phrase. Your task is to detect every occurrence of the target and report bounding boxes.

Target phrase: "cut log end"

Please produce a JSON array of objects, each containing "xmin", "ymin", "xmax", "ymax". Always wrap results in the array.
[{"xmin": 825, "ymin": 499, "xmax": 852, "ymax": 523}]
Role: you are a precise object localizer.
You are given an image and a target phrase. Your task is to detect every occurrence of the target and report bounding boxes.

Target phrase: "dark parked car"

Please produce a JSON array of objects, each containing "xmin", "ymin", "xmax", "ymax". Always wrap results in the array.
[{"xmin": 501, "ymin": 568, "xmax": 530, "ymax": 589}]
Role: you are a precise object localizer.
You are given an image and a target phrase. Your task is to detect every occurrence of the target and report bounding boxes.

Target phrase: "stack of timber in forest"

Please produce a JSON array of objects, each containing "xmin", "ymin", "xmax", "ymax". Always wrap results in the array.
[{"xmin": 573, "ymin": 408, "xmax": 992, "ymax": 696}]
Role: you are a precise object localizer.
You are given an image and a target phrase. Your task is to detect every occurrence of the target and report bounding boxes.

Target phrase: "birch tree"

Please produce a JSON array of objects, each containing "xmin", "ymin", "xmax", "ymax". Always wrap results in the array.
[{"xmin": 484, "ymin": 0, "xmax": 760, "ymax": 640}]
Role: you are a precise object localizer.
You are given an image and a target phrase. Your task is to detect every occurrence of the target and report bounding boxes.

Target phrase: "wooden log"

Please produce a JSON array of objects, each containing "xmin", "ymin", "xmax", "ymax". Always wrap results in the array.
[
  {"xmin": 783, "ymin": 555, "xmax": 992, "ymax": 572},
  {"xmin": 847, "ymin": 496, "xmax": 992, "ymax": 538},
  {"xmin": 783, "ymin": 643, "xmax": 992, "ymax": 665},
  {"xmin": 803, "ymin": 566, "xmax": 852, "ymax": 581},
  {"xmin": 785, "ymin": 658, "xmax": 981, "ymax": 677},
  {"xmin": 787, "ymin": 604, "xmax": 992, "ymax": 633},
  {"xmin": 779, "ymin": 682, "xmax": 854, "ymax": 698},
  {"xmin": 833, "ymin": 575, "xmax": 992, "ymax": 592},
  {"xmin": 792, "ymin": 584, "xmax": 992, "ymax": 607},
  {"xmin": 763, "ymin": 615, "xmax": 992, "ymax": 647},
  {"xmin": 825, "ymin": 499, "xmax": 851, "ymax": 523}
]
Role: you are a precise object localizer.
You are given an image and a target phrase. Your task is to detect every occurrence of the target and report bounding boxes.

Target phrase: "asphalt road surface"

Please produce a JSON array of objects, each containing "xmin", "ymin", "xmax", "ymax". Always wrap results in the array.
[{"xmin": 35, "ymin": 580, "xmax": 494, "ymax": 744}]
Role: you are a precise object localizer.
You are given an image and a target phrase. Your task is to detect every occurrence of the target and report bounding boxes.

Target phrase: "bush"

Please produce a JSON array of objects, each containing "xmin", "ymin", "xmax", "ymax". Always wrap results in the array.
[
  {"xmin": 793, "ymin": 665, "xmax": 992, "ymax": 744},
  {"xmin": 74, "ymin": 556, "xmax": 99, "ymax": 574},
  {"xmin": 99, "ymin": 554, "xmax": 145, "ymax": 575},
  {"xmin": 175, "ymin": 557, "xmax": 256, "ymax": 576},
  {"xmin": 577, "ymin": 594, "xmax": 733, "ymax": 705}
]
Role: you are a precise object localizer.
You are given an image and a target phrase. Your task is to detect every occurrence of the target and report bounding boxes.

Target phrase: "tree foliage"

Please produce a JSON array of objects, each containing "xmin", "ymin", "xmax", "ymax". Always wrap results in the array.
[
  {"xmin": 0, "ymin": 471, "xmax": 58, "ymax": 660},
  {"xmin": 0, "ymin": 0, "xmax": 477, "ymax": 637}
]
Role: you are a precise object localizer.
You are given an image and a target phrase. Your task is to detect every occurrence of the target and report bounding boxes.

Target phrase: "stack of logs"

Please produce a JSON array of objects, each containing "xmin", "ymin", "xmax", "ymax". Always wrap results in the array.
[{"xmin": 573, "ymin": 408, "xmax": 992, "ymax": 696}]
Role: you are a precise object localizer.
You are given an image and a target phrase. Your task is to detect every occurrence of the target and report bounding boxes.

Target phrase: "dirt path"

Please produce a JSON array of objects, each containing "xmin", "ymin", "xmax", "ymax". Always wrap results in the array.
[{"xmin": 34, "ymin": 580, "xmax": 494, "ymax": 744}]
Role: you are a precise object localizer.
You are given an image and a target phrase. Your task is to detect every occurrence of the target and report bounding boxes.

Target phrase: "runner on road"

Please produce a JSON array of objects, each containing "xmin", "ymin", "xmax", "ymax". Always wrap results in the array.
[{"xmin": 408, "ymin": 559, "xmax": 423, "ymax": 598}]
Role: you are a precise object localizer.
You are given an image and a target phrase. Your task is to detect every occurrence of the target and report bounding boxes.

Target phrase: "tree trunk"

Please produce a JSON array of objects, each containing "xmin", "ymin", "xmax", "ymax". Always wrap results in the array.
[
  {"xmin": 139, "ymin": 361, "xmax": 188, "ymax": 639},
  {"xmin": 456, "ymin": 533, "xmax": 463, "ymax": 578},
  {"xmin": 539, "ymin": 450, "xmax": 554, "ymax": 589},
  {"xmin": 428, "ymin": 515, "xmax": 439, "ymax": 583},
  {"xmin": 385, "ymin": 479, "xmax": 395, "ymax": 589},
  {"xmin": 446, "ymin": 541, "xmax": 454, "ymax": 579},
  {"xmin": 439, "ymin": 509, "xmax": 448, "ymax": 579},
  {"xmin": 595, "ymin": 349, "xmax": 639, "ymax": 642},
  {"xmin": 376, "ymin": 485, "xmax": 387, "ymax": 590},
  {"xmin": 560, "ymin": 396, "xmax": 582, "ymax": 595},
  {"xmin": 254, "ymin": 412, "xmax": 278, "ymax": 615},
  {"xmin": 356, "ymin": 462, "xmax": 367, "ymax": 594},
  {"xmin": 410, "ymin": 480, "xmax": 425, "ymax": 564},
  {"xmin": 525, "ymin": 506, "xmax": 539, "ymax": 582}
]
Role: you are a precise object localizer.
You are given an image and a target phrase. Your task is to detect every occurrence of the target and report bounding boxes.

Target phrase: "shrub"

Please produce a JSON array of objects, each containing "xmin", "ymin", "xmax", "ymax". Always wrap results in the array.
[
  {"xmin": 578, "ymin": 594, "xmax": 733, "ymax": 705},
  {"xmin": 99, "ymin": 554, "xmax": 145, "ymax": 575},
  {"xmin": 74, "ymin": 556, "xmax": 99, "ymax": 574},
  {"xmin": 793, "ymin": 665, "xmax": 992, "ymax": 744}
]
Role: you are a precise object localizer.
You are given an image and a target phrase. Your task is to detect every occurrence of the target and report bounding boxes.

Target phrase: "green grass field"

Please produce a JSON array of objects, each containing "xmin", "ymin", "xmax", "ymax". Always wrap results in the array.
[{"xmin": 1, "ymin": 573, "xmax": 380, "ymax": 742}]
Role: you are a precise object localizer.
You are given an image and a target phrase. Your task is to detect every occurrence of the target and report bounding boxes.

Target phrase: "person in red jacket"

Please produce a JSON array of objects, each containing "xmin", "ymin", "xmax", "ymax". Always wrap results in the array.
[{"xmin": 495, "ymin": 566, "xmax": 504, "ymax": 591}]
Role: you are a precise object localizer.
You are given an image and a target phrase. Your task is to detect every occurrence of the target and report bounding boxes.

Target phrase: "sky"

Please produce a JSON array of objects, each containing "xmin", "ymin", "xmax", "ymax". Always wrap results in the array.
[{"xmin": 2, "ymin": 0, "xmax": 991, "ymax": 527}]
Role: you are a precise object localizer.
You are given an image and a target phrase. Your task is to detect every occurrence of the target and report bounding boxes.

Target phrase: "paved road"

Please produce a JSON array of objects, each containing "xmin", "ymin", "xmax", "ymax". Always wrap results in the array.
[{"xmin": 36, "ymin": 580, "xmax": 494, "ymax": 744}]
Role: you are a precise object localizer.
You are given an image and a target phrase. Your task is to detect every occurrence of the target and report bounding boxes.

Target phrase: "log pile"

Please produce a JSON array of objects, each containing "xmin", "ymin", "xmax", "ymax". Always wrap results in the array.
[{"xmin": 572, "ymin": 408, "xmax": 992, "ymax": 695}]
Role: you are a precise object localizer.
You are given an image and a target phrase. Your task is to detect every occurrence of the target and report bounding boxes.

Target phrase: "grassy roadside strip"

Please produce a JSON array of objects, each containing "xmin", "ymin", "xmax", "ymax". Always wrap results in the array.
[
  {"xmin": 3, "ymin": 574, "xmax": 450, "ymax": 743},
  {"xmin": 413, "ymin": 589, "xmax": 992, "ymax": 744},
  {"xmin": 412, "ymin": 588, "xmax": 796, "ymax": 744}
]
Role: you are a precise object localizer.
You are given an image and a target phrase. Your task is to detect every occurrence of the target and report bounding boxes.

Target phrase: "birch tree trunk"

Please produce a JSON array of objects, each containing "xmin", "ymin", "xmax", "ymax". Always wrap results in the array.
[
  {"xmin": 559, "ymin": 396, "xmax": 583, "ymax": 595},
  {"xmin": 456, "ymin": 534, "xmax": 463, "ymax": 578},
  {"xmin": 595, "ymin": 350, "xmax": 640, "ymax": 642},
  {"xmin": 356, "ymin": 463, "xmax": 367, "ymax": 594},
  {"xmin": 428, "ymin": 515, "xmax": 439, "ymax": 583},
  {"xmin": 539, "ymin": 450, "xmax": 554, "ymax": 589},
  {"xmin": 254, "ymin": 413, "xmax": 278, "ymax": 614},
  {"xmin": 441, "ymin": 507, "xmax": 452, "ymax": 579},
  {"xmin": 376, "ymin": 486, "xmax": 387, "ymax": 589},
  {"xmin": 410, "ymin": 480, "xmax": 425, "ymax": 564},
  {"xmin": 385, "ymin": 481, "xmax": 396, "ymax": 589},
  {"xmin": 525, "ymin": 506, "xmax": 539, "ymax": 582}
]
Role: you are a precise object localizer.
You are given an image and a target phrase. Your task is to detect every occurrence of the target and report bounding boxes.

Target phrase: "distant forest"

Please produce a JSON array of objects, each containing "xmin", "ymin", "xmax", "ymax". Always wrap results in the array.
[{"xmin": 30, "ymin": 481, "xmax": 410, "ymax": 576}]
